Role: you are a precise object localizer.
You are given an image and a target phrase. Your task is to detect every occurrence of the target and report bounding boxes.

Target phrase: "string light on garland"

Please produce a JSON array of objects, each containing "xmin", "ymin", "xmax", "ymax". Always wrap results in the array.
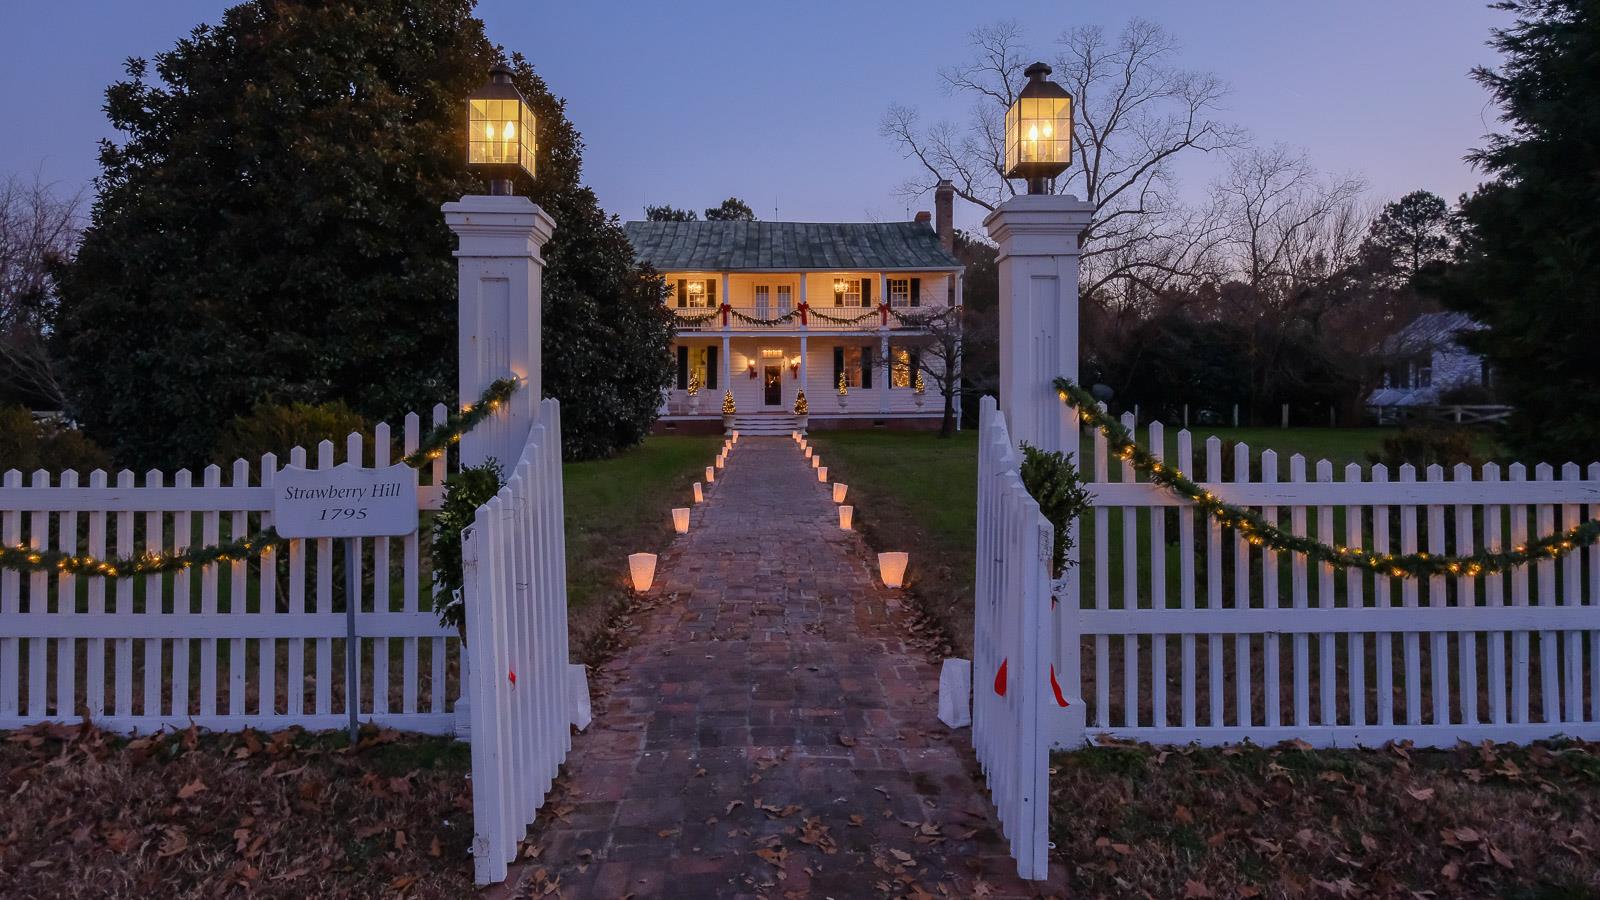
[
  {"xmin": 1052, "ymin": 376, "xmax": 1600, "ymax": 580},
  {"xmin": 401, "ymin": 377, "xmax": 521, "ymax": 468}
]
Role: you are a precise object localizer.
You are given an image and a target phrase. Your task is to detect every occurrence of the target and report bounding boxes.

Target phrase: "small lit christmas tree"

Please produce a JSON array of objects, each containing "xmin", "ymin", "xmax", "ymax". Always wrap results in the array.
[
  {"xmin": 913, "ymin": 370, "xmax": 926, "ymax": 394},
  {"xmin": 686, "ymin": 371, "xmax": 702, "ymax": 396},
  {"xmin": 837, "ymin": 372, "xmax": 849, "ymax": 396},
  {"xmin": 793, "ymin": 390, "xmax": 809, "ymax": 415},
  {"xmin": 722, "ymin": 389, "xmax": 736, "ymax": 415}
]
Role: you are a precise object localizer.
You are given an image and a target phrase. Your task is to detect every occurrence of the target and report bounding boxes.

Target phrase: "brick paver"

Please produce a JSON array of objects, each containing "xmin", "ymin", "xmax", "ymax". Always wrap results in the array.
[{"xmin": 505, "ymin": 437, "xmax": 1064, "ymax": 898}]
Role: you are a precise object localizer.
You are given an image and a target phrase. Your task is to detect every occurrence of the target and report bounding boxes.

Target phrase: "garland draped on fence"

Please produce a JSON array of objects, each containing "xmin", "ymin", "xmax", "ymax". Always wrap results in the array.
[
  {"xmin": 674, "ymin": 309, "xmax": 720, "ymax": 326},
  {"xmin": 0, "ymin": 377, "xmax": 524, "ymax": 580},
  {"xmin": 1053, "ymin": 376, "xmax": 1600, "ymax": 579}
]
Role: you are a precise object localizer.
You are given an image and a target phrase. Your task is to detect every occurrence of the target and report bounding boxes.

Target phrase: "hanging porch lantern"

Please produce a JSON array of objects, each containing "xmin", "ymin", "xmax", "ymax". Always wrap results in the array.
[
  {"xmin": 1004, "ymin": 62, "xmax": 1073, "ymax": 195},
  {"xmin": 468, "ymin": 63, "xmax": 537, "ymax": 195}
]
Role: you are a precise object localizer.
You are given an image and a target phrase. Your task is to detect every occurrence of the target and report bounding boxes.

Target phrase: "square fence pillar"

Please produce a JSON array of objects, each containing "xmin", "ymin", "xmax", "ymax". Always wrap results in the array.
[{"xmin": 983, "ymin": 195, "xmax": 1094, "ymax": 455}]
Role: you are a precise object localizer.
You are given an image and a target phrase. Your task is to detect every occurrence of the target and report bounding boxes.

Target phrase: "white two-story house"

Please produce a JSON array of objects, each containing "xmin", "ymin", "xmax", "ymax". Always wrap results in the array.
[{"xmin": 625, "ymin": 196, "xmax": 964, "ymax": 434}]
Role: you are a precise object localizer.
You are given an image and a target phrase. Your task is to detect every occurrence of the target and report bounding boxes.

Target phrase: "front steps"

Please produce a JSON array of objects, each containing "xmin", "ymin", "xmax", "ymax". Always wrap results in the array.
[{"xmin": 731, "ymin": 412, "xmax": 798, "ymax": 436}]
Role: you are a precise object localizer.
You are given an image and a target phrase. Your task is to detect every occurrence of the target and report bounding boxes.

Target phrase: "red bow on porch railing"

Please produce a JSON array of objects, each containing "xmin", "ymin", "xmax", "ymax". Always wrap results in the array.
[
  {"xmin": 798, "ymin": 301, "xmax": 808, "ymax": 326},
  {"xmin": 879, "ymin": 302, "xmax": 889, "ymax": 327},
  {"xmin": 720, "ymin": 302, "xmax": 730, "ymax": 328}
]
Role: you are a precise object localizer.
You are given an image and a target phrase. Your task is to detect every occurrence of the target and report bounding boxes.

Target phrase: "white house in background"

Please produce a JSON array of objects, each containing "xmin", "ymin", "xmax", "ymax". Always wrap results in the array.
[
  {"xmin": 1366, "ymin": 310, "xmax": 1494, "ymax": 419},
  {"xmin": 624, "ymin": 187, "xmax": 965, "ymax": 435}
]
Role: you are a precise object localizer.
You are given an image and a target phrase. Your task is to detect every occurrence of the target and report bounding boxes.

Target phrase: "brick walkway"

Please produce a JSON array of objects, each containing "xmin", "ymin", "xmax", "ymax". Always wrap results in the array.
[{"xmin": 504, "ymin": 437, "xmax": 1064, "ymax": 899}]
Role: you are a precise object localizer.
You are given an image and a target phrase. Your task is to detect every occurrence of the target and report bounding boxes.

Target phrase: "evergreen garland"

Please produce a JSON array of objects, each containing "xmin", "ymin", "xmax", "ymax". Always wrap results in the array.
[
  {"xmin": 1054, "ymin": 376, "xmax": 1600, "ymax": 579},
  {"xmin": 0, "ymin": 379, "xmax": 524, "ymax": 580},
  {"xmin": 808, "ymin": 308, "xmax": 880, "ymax": 326}
]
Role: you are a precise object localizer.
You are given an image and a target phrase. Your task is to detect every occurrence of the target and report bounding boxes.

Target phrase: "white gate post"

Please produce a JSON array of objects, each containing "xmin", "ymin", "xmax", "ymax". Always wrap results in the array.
[
  {"xmin": 984, "ymin": 194, "xmax": 1093, "ymax": 741},
  {"xmin": 982, "ymin": 195, "xmax": 1093, "ymax": 455},
  {"xmin": 443, "ymin": 194, "xmax": 556, "ymax": 739},
  {"xmin": 443, "ymin": 195, "xmax": 557, "ymax": 468}
]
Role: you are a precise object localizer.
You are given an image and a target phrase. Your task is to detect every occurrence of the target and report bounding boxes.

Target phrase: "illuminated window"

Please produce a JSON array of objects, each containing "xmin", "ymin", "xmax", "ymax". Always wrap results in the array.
[
  {"xmin": 690, "ymin": 347, "xmax": 710, "ymax": 385},
  {"xmin": 754, "ymin": 285, "xmax": 770, "ymax": 317},
  {"xmin": 832, "ymin": 278, "xmax": 863, "ymax": 307},
  {"xmin": 841, "ymin": 347, "xmax": 864, "ymax": 387},
  {"xmin": 777, "ymin": 285, "xmax": 793, "ymax": 313},
  {"xmin": 889, "ymin": 278, "xmax": 911, "ymax": 307}
]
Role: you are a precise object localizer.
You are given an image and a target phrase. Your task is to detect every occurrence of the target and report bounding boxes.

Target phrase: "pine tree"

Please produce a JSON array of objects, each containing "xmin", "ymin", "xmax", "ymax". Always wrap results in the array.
[{"xmin": 1428, "ymin": 0, "xmax": 1600, "ymax": 461}]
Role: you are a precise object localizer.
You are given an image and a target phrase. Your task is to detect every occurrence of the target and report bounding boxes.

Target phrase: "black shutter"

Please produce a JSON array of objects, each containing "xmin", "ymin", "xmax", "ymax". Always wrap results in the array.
[
  {"xmin": 833, "ymin": 347, "xmax": 844, "ymax": 387},
  {"xmin": 706, "ymin": 346, "xmax": 719, "ymax": 390},
  {"xmin": 677, "ymin": 279, "xmax": 687, "ymax": 308},
  {"xmin": 911, "ymin": 352, "xmax": 921, "ymax": 389},
  {"xmin": 677, "ymin": 346, "xmax": 688, "ymax": 389},
  {"xmin": 861, "ymin": 345, "xmax": 873, "ymax": 390},
  {"xmin": 910, "ymin": 278, "xmax": 921, "ymax": 307},
  {"xmin": 861, "ymin": 278, "xmax": 873, "ymax": 306},
  {"xmin": 707, "ymin": 278, "xmax": 717, "ymax": 305}
]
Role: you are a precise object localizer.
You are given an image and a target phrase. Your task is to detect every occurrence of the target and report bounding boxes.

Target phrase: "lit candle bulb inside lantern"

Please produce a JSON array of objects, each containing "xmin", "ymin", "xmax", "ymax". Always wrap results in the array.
[
  {"xmin": 693, "ymin": 482, "xmax": 703, "ymax": 503},
  {"xmin": 832, "ymin": 483, "xmax": 848, "ymax": 504},
  {"xmin": 839, "ymin": 505, "xmax": 853, "ymax": 529},
  {"xmin": 672, "ymin": 507, "xmax": 690, "ymax": 534},
  {"xmin": 817, "ymin": 466, "xmax": 828, "ymax": 482},
  {"xmin": 878, "ymin": 552, "xmax": 908, "ymax": 589},
  {"xmin": 628, "ymin": 552, "xmax": 658, "ymax": 592}
]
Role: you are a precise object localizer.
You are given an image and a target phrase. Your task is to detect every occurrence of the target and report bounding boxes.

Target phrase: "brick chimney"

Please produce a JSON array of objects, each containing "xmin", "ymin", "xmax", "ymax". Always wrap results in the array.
[
  {"xmin": 934, "ymin": 180, "xmax": 955, "ymax": 254},
  {"xmin": 914, "ymin": 210, "xmax": 932, "ymax": 225}
]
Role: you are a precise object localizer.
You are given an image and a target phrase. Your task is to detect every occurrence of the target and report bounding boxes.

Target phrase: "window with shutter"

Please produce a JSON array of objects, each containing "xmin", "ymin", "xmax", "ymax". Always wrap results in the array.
[{"xmin": 889, "ymin": 278, "xmax": 910, "ymax": 307}]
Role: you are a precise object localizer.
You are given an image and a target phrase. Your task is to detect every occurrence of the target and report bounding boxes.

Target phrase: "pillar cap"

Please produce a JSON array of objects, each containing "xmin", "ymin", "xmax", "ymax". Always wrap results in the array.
[
  {"xmin": 443, "ymin": 194, "xmax": 555, "ymax": 257},
  {"xmin": 983, "ymin": 194, "xmax": 1094, "ymax": 255}
]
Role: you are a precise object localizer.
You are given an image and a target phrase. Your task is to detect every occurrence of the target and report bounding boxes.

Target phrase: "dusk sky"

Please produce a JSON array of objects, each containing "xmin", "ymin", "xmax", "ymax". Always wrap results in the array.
[{"xmin": 1, "ymin": 1, "xmax": 1508, "ymax": 234}]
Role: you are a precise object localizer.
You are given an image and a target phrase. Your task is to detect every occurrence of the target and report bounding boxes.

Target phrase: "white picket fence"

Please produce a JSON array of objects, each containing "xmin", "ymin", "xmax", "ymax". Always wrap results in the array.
[
  {"xmin": 1058, "ymin": 411, "xmax": 1600, "ymax": 748},
  {"xmin": 460, "ymin": 399, "xmax": 573, "ymax": 886},
  {"xmin": 0, "ymin": 406, "xmax": 462, "ymax": 733},
  {"xmin": 973, "ymin": 397, "xmax": 1059, "ymax": 882}
]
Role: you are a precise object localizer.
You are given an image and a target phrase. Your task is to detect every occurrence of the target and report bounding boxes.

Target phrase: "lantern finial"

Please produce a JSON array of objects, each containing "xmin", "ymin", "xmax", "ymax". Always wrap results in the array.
[
  {"xmin": 1005, "ymin": 61, "xmax": 1073, "ymax": 194},
  {"xmin": 467, "ymin": 61, "xmax": 536, "ymax": 195}
]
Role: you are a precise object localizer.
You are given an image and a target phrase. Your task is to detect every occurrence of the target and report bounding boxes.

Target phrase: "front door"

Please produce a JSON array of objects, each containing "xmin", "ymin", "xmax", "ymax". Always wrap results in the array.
[{"xmin": 763, "ymin": 366, "xmax": 782, "ymax": 406}]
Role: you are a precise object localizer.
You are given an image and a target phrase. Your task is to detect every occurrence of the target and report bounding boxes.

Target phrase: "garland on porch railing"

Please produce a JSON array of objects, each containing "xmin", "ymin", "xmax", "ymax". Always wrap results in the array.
[
  {"xmin": 0, "ymin": 378, "xmax": 524, "ymax": 580},
  {"xmin": 1053, "ymin": 376, "xmax": 1600, "ymax": 579},
  {"xmin": 729, "ymin": 308, "xmax": 804, "ymax": 327},
  {"xmin": 807, "ymin": 308, "xmax": 880, "ymax": 326},
  {"xmin": 674, "ymin": 309, "xmax": 720, "ymax": 327}
]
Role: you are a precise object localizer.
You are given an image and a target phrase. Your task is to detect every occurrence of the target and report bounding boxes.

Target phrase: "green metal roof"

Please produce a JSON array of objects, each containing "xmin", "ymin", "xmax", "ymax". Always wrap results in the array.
[{"xmin": 622, "ymin": 220, "xmax": 963, "ymax": 272}]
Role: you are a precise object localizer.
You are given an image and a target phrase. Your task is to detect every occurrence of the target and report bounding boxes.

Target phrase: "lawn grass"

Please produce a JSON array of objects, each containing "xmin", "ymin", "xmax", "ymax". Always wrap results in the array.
[{"xmin": 561, "ymin": 433, "xmax": 723, "ymax": 660}]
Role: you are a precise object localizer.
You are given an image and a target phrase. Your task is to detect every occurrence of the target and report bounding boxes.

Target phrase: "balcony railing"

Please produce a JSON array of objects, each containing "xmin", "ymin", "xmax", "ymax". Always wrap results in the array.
[{"xmin": 671, "ymin": 305, "xmax": 944, "ymax": 332}]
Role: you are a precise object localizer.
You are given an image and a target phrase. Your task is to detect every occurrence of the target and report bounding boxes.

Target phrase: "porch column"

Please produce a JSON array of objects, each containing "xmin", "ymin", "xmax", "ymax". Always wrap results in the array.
[
  {"xmin": 443, "ymin": 194, "xmax": 556, "ymax": 469},
  {"xmin": 879, "ymin": 333, "xmax": 890, "ymax": 415},
  {"xmin": 982, "ymin": 194, "xmax": 1093, "ymax": 454},
  {"xmin": 799, "ymin": 334, "xmax": 808, "ymax": 397},
  {"xmin": 720, "ymin": 333, "xmax": 731, "ymax": 395}
]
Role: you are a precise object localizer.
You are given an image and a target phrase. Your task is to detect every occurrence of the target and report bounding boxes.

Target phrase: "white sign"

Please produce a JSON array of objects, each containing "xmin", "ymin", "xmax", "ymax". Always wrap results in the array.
[{"xmin": 272, "ymin": 463, "xmax": 419, "ymax": 539}]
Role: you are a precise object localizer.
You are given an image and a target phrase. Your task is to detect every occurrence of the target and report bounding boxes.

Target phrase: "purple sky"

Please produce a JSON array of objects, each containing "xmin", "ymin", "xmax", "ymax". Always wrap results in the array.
[{"xmin": 1, "ymin": 1, "xmax": 1507, "ymax": 234}]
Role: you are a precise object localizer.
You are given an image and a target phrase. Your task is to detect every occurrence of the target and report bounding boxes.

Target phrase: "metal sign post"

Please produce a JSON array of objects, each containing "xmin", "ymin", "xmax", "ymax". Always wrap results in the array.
[{"xmin": 272, "ymin": 462, "xmax": 420, "ymax": 745}]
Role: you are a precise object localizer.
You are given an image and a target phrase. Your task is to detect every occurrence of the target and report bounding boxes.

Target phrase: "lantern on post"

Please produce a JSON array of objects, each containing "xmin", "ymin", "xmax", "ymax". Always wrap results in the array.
[
  {"xmin": 467, "ymin": 63, "xmax": 537, "ymax": 196},
  {"xmin": 1004, "ymin": 62, "xmax": 1073, "ymax": 195}
]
